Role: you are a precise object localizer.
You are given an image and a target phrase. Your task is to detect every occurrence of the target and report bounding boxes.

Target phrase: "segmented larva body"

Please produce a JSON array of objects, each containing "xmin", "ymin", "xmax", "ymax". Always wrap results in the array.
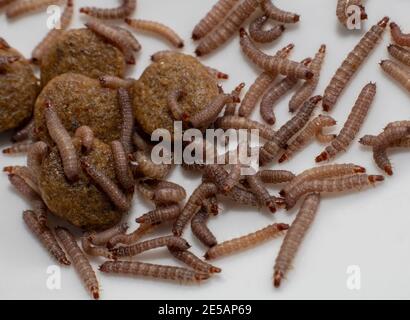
[
  {"xmin": 3, "ymin": 141, "xmax": 32, "ymax": 154},
  {"xmin": 362, "ymin": 135, "xmax": 410, "ymax": 149},
  {"xmin": 240, "ymin": 29, "xmax": 313, "ymax": 80},
  {"xmin": 215, "ymin": 115, "xmax": 275, "ymax": 140},
  {"xmin": 284, "ymin": 174, "xmax": 384, "ymax": 209},
  {"xmin": 44, "ymin": 103, "xmax": 79, "ymax": 182},
  {"xmin": 74, "ymin": 126, "xmax": 94, "ymax": 153},
  {"xmin": 390, "ymin": 22, "xmax": 410, "ymax": 47},
  {"xmin": 114, "ymin": 26, "xmax": 142, "ymax": 52},
  {"xmin": 12, "ymin": 119, "xmax": 35, "ymax": 142},
  {"xmin": 260, "ymin": 0, "xmax": 300, "ymax": 23},
  {"xmin": 224, "ymin": 83, "xmax": 245, "ymax": 116},
  {"xmin": 132, "ymin": 150, "xmax": 171, "ymax": 179},
  {"xmin": 81, "ymin": 235, "xmax": 114, "ymax": 260},
  {"xmin": 153, "ymin": 186, "xmax": 186, "ymax": 204},
  {"xmin": 316, "ymin": 82, "xmax": 376, "ymax": 162},
  {"xmin": 169, "ymin": 248, "xmax": 221, "ymax": 274},
  {"xmin": 88, "ymin": 223, "xmax": 128, "ymax": 246},
  {"xmin": 273, "ymin": 193, "xmax": 320, "ymax": 287},
  {"xmin": 191, "ymin": 208, "xmax": 217, "ymax": 248},
  {"xmin": 380, "ymin": 59, "xmax": 410, "ymax": 92},
  {"xmin": 257, "ymin": 170, "xmax": 295, "ymax": 184},
  {"xmin": 110, "ymin": 141, "xmax": 134, "ymax": 192},
  {"xmin": 239, "ymin": 43, "xmax": 294, "ymax": 117},
  {"xmin": 81, "ymin": 160, "xmax": 130, "ymax": 212},
  {"xmin": 0, "ymin": 0, "xmax": 16, "ymax": 9},
  {"xmin": 384, "ymin": 120, "xmax": 410, "ymax": 130},
  {"xmin": 6, "ymin": 0, "xmax": 64, "ymax": 18},
  {"xmin": 336, "ymin": 0, "xmax": 349, "ymax": 26},
  {"xmin": 205, "ymin": 223, "xmax": 288, "ymax": 260},
  {"xmin": 4, "ymin": 165, "xmax": 39, "ymax": 194},
  {"xmin": 289, "ymin": 45, "xmax": 326, "ymax": 112},
  {"xmin": 167, "ymin": 89, "xmax": 186, "ymax": 121},
  {"xmin": 249, "ymin": 15, "xmax": 285, "ymax": 43},
  {"xmin": 23, "ymin": 211, "xmax": 70, "ymax": 265},
  {"xmin": 111, "ymin": 235, "xmax": 190, "ymax": 258},
  {"xmin": 203, "ymin": 195, "xmax": 219, "ymax": 215},
  {"xmin": 206, "ymin": 66, "xmax": 229, "ymax": 80},
  {"xmin": 136, "ymin": 204, "xmax": 181, "ymax": 224},
  {"xmin": 195, "ymin": 0, "xmax": 260, "ymax": 56},
  {"xmin": 27, "ymin": 141, "xmax": 48, "ymax": 182},
  {"xmin": 221, "ymin": 164, "xmax": 242, "ymax": 193},
  {"xmin": 80, "ymin": 0, "xmax": 136, "ymax": 20},
  {"xmin": 99, "ymin": 75, "xmax": 134, "ymax": 89},
  {"xmin": 388, "ymin": 44, "xmax": 410, "ymax": 66},
  {"xmin": 279, "ymin": 115, "xmax": 337, "ymax": 163},
  {"xmin": 117, "ymin": 88, "xmax": 134, "ymax": 155},
  {"xmin": 323, "ymin": 17, "xmax": 389, "ymax": 111},
  {"xmin": 246, "ymin": 174, "xmax": 277, "ymax": 213},
  {"xmin": 106, "ymin": 223, "xmax": 157, "ymax": 249},
  {"xmin": 99, "ymin": 261, "xmax": 210, "ymax": 283},
  {"xmin": 55, "ymin": 227, "xmax": 99, "ymax": 300}
]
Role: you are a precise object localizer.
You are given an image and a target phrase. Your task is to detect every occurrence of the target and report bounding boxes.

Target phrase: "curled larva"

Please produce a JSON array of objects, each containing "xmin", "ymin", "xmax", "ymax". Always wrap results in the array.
[
  {"xmin": 74, "ymin": 126, "xmax": 94, "ymax": 153},
  {"xmin": 80, "ymin": 0, "xmax": 136, "ymax": 20},
  {"xmin": 135, "ymin": 204, "xmax": 181, "ymax": 224},
  {"xmin": 125, "ymin": 18, "xmax": 184, "ymax": 48},
  {"xmin": 168, "ymin": 248, "xmax": 221, "ymax": 274},
  {"xmin": 23, "ymin": 211, "xmax": 70, "ymax": 265},
  {"xmin": 6, "ymin": 0, "xmax": 64, "ymax": 19},
  {"xmin": 274, "ymin": 193, "xmax": 320, "ymax": 287},
  {"xmin": 279, "ymin": 115, "xmax": 337, "ymax": 163},
  {"xmin": 99, "ymin": 75, "xmax": 134, "ymax": 89},
  {"xmin": 195, "ymin": 0, "xmax": 260, "ymax": 56},
  {"xmin": 380, "ymin": 59, "xmax": 410, "ymax": 92},
  {"xmin": 81, "ymin": 235, "xmax": 114, "ymax": 259},
  {"xmin": 323, "ymin": 17, "xmax": 389, "ymax": 111},
  {"xmin": 191, "ymin": 208, "xmax": 217, "ymax": 248},
  {"xmin": 3, "ymin": 141, "xmax": 32, "ymax": 154},
  {"xmin": 257, "ymin": 170, "xmax": 295, "ymax": 184},
  {"xmin": 260, "ymin": 0, "xmax": 300, "ymax": 23},
  {"xmin": 215, "ymin": 115, "xmax": 275, "ymax": 140},
  {"xmin": 12, "ymin": 119, "xmax": 35, "ymax": 142},
  {"xmin": 99, "ymin": 261, "xmax": 210, "ymax": 283},
  {"xmin": 27, "ymin": 141, "xmax": 48, "ymax": 182},
  {"xmin": 55, "ymin": 227, "xmax": 100, "ymax": 299},
  {"xmin": 316, "ymin": 82, "xmax": 376, "ymax": 162},
  {"xmin": 390, "ymin": 22, "xmax": 410, "ymax": 47},
  {"xmin": 246, "ymin": 174, "xmax": 277, "ymax": 213},
  {"xmin": 205, "ymin": 223, "xmax": 288, "ymax": 260},
  {"xmin": 167, "ymin": 89, "xmax": 186, "ymax": 121},
  {"xmin": 249, "ymin": 15, "xmax": 285, "ymax": 43},
  {"xmin": 118, "ymin": 88, "xmax": 134, "ymax": 155},
  {"xmin": 44, "ymin": 102, "xmax": 78, "ymax": 182},
  {"xmin": 131, "ymin": 150, "xmax": 172, "ymax": 179},
  {"xmin": 110, "ymin": 141, "xmax": 134, "ymax": 192},
  {"xmin": 388, "ymin": 44, "xmax": 410, "ymax": 66},
  {"xmin": 88, "ymin": 223, "xmax": 129, "ymax": 246},
  {"xmin": 106, "ymin": 223, "xmax": 157, "ymax": 249}
]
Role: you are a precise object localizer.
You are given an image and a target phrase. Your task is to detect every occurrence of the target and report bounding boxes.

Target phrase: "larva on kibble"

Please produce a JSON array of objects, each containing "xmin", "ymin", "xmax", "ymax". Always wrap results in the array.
[
  {"xmin": 273, "ymin": 193, "xmax": 320, "ymax": 287},
  {"xmin": 205, "ymin": 223, "xmax": 289, "ymax": 260},
  {"xmin": 106, "ymin": 223, "xmax": 157, "ymax": 249},
  {"xmin": 131, "ymin": 150, "xmax": 172, "ymax": 179},
  {"xmin": 88, "ymin": 223, "xmax": 129, "ymax": 246},
  {"xmin": 246, "ymin": 174, "xmax": 277, "ymax": 213},
  {"xmin": 215, "ymin": 115, "xmax": 275, "ymax": 140},
  {"xmin": 191, "ymin": 208, "xmax": 217, "ymax": 248},
  {"xmin": 167, "ymin": 89, "xmax": 186, "ymax": 121},
  {"xmin": 6, "ymin": 0, "xmax": 64, "ymax": 19},
  {"xmin": 240, "ymin": 29, "xmax": 313, "ymax": 80},
  {"xmin": 322, "ymin": 17, "xmax": 389, "ymax": 111},
  {"xmin": 81, "ymin": 235, "xmax": 114, "ymax": 260},
  {"xmin": 279, "ymin": 115, "xmax": 337, "ymax": 163},
  {"xmin": 195, "ymin": 0, "xmax": 260, "ymax": 56},
  {"xmin": 260, "ymin": 0, "xmax": 300, "ymax": 24},
  {"xmin": 168, "ymin": 248, "xmax": 221, "ymax": 274},
  {"xmin": 99, "ymin": 261, "xmax": 210, "ymax": 283},
  {"xmin": 80, "ymin": 0, "xmax": 136, "ymax": 20},
  {"xmin": 135, "ymin": 204, "xmax": 181, "ymax": 225},
  {"xmin": 12, "ymin": 119, "xmax": 35, "ymax": 142},
  {"xmin": 390, "ymin": 22, "xmax": 410, "ymax": 47},
  {"xmin": 55, "ymin": 227, "xmax": 100, "ymax": 300},
  {"xmin": 23, "ymin": 211, "xmax": 70, "ymax": 265},
  {"xmin": 316, "ymin": 82, "xmax": 376, "ymax": 162},
  {"xmin": 74, "ymin": 126, "xmax": 94, "ymax": 153},
  {"xmin": 2, "ymin": 141, "xmax": 32, "ymax": 154},
  {"xmin": 249, "ymin": 15, "xmax": 285, "ymax": 43},
  {"xmin": 388, "ymin": 44, "xmax": 410, "ymax": 66},
  {"xmin": 257, "ymin": 170, "xmax": 295, "ymax": 184},
  {"xmin": 27, "ymin": 141, "xmax": 48, "ymax": 182},
  {"xmin": 118, "ymin": 88, "xmax": 135, "ymax": 155},
  {"xmin": 380, "ymin": 59, "xmax": 410, "ymax": 92},
  {"xmin": 99, "ymin": 75, "xmax": 134, "ymax": 89},
  {"xmin": 110, "ymin": 141, "xmax": 134, "ymax": 192}
]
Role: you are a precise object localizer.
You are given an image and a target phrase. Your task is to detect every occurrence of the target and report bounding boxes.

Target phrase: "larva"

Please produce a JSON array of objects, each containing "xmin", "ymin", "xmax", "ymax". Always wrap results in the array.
[
  {"xmin": 81, "ymin": 160, "xmax": 130, "ymax": 212},
  {"xmin": 135, "ymin": 204, "xmax": 181, "ymax": 224},
  {"xmin": 55, "ymin": 227, "xmax": 100, "ymax": 300},
  {"xmin": 336, "ymin": 0, "xmax": 349, "ymax": 26},
  {"xmin": 23, "ymin": 211, "xmax": 70, "ymax": 265},
  {"xmin": 12, "ymin": 119, "xmax": 35, "ymax": 142},
  {"xmin": 153, "ymin": 187, "xmax": 186, "ymax": 204},
  {"xmin": 202, "ymin": 195, "xmax": 219, "ymax": 215},
  {"xmin": 195, "ymin": 0, "xmax": 260, "ymax": 56},
  {"xmin": 284, "ymin": 174, "xmax": 384, "ymax": 209},
  {"xmin": 261, "ymin": 57, "xmax": 312, "ymax": 124},
  {"xmin": 168, "ymin": 248, "xmax": 221, "ymax": 274},
  {"xmin": 215, "ymin": 115, "xmax": 275, "ymax": 140},
  {"xmin": 74, "ymin": 126, "xmax": 94, "ymax": 153},
  {"xmin": 125, "ymin": 18, "xmax": 184, "ymax": 48},
  {"xmin": 111, "ymin": 235, "xmax": 191, "ymax": 258},
  {"xmin": 99, "ymin": 75, "xmax": 134, "ymax": 89},
  {"xmin": 167, "ymin": 89, "xmax": 186, "ymax": 121},
  {"xmin": 384, "ymin": 120, "xmax": 410, "ymax": 131},
  {"xmin": 110, "ymin": 141, "xmax": 134, "ymax": 192},
  {"xmin": 249, "ymin": 15, "xmax": 285, "ymax": 43},
  {"xmin": 280, "ymin": 163, "xmax": 366, "ymax": 197},
  {"xmin": 0, "ymin": 0, "xmax": 16, "ymax": 9},
  {"xmin": 114, "ymin": 26, "xmax": 142, "ymax": 52},
  {"xmin": 81, "ymin": 235, "xmax": 114, "ymax": 259},
  {"xmin": 279, "ymin": 115, "xmax": 337, "ymax": 163},
  {"xmin": 273, "ymin": 193, "xmax": 320, "ymax": 287},
  {"xmin": 106, "ymin": 223, "xmax": 157, "ymax": 249},
  {"xmin": 246, "ymin": 174, "xmax": 277, "ymax": 213},
  {"xmin": 99, "ymin": 261, "xmax": 210, "ymax": 283},
  {"xmin": 6, "ymin": 0, "xmax": 64, "ymax": 19},
  {"xmin": 240, "ymin": 28, "xmax": 313, "ymax": 80},
  {"xmin": 316, "ymin": 131, "xmax": 338, "ymax": 144},
  {"xmin": 316, "ymin": 82, "xmax": 376, "ymax": 162},
  {"xmin": 3, "ymin": 141, "xmax": 32, "ymax": 154},
  {"xmin": 289, "ymin": 45, "xmax": 326, "ymax": 112},
  {"xmin": 88, "ymin": 223, "xmax": 129, "ymax": 246},
  {"xmin": 388, "ymin": 44, "xmax": 410, "ymax": 66},
  {"xmin": 117, "ymin": 88, "xmax": 135, "ymax": 155},
  {"xmin": 131, "ymin": 150, "xmax": 171, "ymax": 179},
  {"xmin": 224, "ymin": 83, "xmax": 245, "ymax": 116},
  {"xmin": 257, "ymin": 170, "xmax": 295, "ymax": 184},
  {"xmin": 221, "ymin": 164, "xmax": 242, "ymax": 193},
  {"xmin": 322, "ymin": 17, "xmax": 389, "ymax": 111},
  {"xmin": 390, "ymin": 22, "xmax": 410, "ymax": 47},
  {"xmin": 27, "ymin": 141, "xmax": 48, "ymax": 182},
  {"xmin": 4, "ymin": 165, "xmax": 39, "ymax": 194},
  {"xmin": 380, "ymin": 59, "xmax": 410, "ymax": 92},
  {"xmin": 205, "ymin": 223, "xmax": 288, "ymax": 260},
  {"xmin": 361, "ymin": 136, "xmax": 410, "ymax": 149},
  {"xmin": 80, "ymin": 0, "xmax": 136, "ymax": 20},
  {"xmin": 238, "ymin": 43, "xmax": 294, "ymax": 117},
  {"xmin": 260, "ymin": 0, "xmax": 300, "ymax": 23},
  {"xmin": 191, "ymin": 208, "xmax": 217, "ymax": 248}
]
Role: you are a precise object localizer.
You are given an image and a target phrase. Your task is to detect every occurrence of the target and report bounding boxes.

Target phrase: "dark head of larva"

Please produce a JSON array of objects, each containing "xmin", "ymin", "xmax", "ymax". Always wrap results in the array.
[
  {"xmin": 195, "ymin": 273, "xmax": 211, "ymax": 281},
  {"xmin": 274, "ymin": 197, "xmax": 286, "ymax": 208},
  {"xmin": 354, "ymin": 165, "xmax": 366, "ymax": 173},
  {"xmin": 276, "ymin": 223, "xmax": 289, "ymax": 231},
  {"xmin": 239, "ymin": 28, "xmax": 247, "ymax": 38},
  {"xmin": 310, "ymin": 95, "xmax": 322, "ymax": 105},
  {"xmin": 273, "ymin": 270, "xmax": 283, "ymax": 288},
  {"xmin": 378, "ymin": 16, "xmax": 390, "ymax": 28},
  {"xmin": 315, "ymin": 151, "xmax": 329, "ymax": 163},
  {"xmin": 293, "ymin": 15, "xmax": 301, "ymax": 23},
  {"xmin": 384, "ymin": 165, "xmax": 393, "ymax": 176},
  {"xmin": 278, "ymin": 154, "xmax": 288, "ymax": 164},
  {"xmin": 368, "ymin": 175, "xmax": 385, "ymax": 183}
]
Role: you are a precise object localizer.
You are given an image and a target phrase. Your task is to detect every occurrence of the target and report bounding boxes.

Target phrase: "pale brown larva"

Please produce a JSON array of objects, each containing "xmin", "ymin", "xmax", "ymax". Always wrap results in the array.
[
  {"xmin": 167, "ymin": 89, "xmax": 186, "ymax": 121},
  {"xmin": 215, "ymin": 115, "xmax": 275, "ymax": 140},
  {"xmin": 220, "ymin": 164, "xmax": 242, "ymax": 193},
  {"xmin": 118, "ymin": 88, "xmax": 134, "ymax": 155},
  {"xmin": 135, "ymin": 204, "xmax": 181, "ymax": 225},
  {"xmin": 99, "ymin": 75, "xmax": 134, "ymax": 89},
  {"xmin": 4, "ymin": 165, "xmax": 39, "ymax": 194},
  {"xmin": 74, "ymin": 126, "xmax": 94, "ymax": 153},
  {"xmin": 12, "ymin": 119, "xmax": 35, "ymax": 142},
  {"xmin": 6, "ymin": 0, "xmax": 64, "ymax": 19},
  {"xmin": 26, "ymin": 141, "xmax": 48, "ymax": 183},
  {"xmin": 260, "ymin": 0, "xmax": 300, "ymax": 24},
  {"xmin": 390, "ymin": 22, "xmax": 410, "ymax": 47},
  {"xmin": 110, "ymin": 141, "xmax": 134, "ymax": 192},
  {"xmin": 168, "ymin": 248, "xmax": 221, "ymax": 274},
  {"xmin": 257, "ymin": 170, "xmax": 295, "ymax": 184},
  {"xmin": 2, "ymin": 141, "xmax": 32, "ymax": 154},
  {"xmin": 388, "ymin": 44, "xmax": 410, "ymax": 66},
  {"xmin": 131, "ymin": 150, "xmax": 172, "ymax": 179},
  {"xmin": 249, "ymin": 15, "xmax": 285, "ymax": 43},
  {"xmin": 153, "ymin": 185, "xmax": 186, "ymax": 204},
  {"xmin": 81, "ymin": 234, "xmax": 114, "ymax": 260},
  {"xmin": 191, "ymin": 208, "xmax": 217, "ymax": 248},
  {"xmin": 224, "ymin": 83, "xmax": 245, "ymax": 116},
  {"xmin": 246, "ymin": 174, "xmax": 278, "ymax": 213},
  {"xmin": 88, "ymin": 223, "xmax": 129, "ymax": 246},
  {"xmin": 380, "ymin": 59, "xmax": 410, "ymax": 92},
  {"xmin": 106, "ymin": 223, "xmax": 157, "ymax": 249},
  {"xmin": 80, "ymin": 0, "xmax": 136, "ymax": 20},
  {"xmin": 336, "ymin": 0, "xmax": 349, "ymax": 26}
]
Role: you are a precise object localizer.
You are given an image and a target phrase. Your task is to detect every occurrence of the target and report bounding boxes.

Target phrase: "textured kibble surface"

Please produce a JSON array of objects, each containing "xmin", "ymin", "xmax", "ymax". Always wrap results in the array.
[
  {"xmin": 40, "ymin": 28, "xmax": 126, "ymax": 86},
  {"xmin": 0, "ymin": 47, "xmax": 39, "ymax": 132},
  {"xmin": 34, "ymin": 73, "xmax": 122, "ymax": 145},
  {"xmin": 132, "ymin": 52, "xmax": 218, "ymax": 137}
]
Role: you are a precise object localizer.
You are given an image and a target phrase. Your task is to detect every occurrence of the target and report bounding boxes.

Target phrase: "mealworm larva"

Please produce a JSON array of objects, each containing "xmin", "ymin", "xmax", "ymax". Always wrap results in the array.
[
  {"xmin": 259, "ymin": 96, "xmax": 321, "ymax": 165},
  {"xmin": 99, "ymin": 75, "xmax": 134, "ymax": 89},
  {"xmin": 106, "ymin": 223, "xmax": 157, "ymax": 249},
  {"xmin": 136, "ymin": 178, "xmax": 185, "ymax": 204},
  {"xmin": 118, "ymin": 88, "xmax": 135, "ymax": 155},
  {"xmin": 81, "ymin": 160, "xmax": 130, "ymax": 212},
  {"xmin": 113, "ymin": 26, "xmax": 141, "ymax": 53},
  {"xmin": 0, "ymin": 0, "xmax": 16, "ymax": 9},
  {"xmin": 173, "ymin": 182, "xmax": 218, "ymax": 236},
  {"xmin": 85, "ymin": 19, "xmax": 137, "ymax": 64},
  {"xmin": 279, "ymin": 115, "xmax": 337, "ymax": 163},
  {"xmin": 27, "ymin": 141, "xmax": 48, "ymax": 182},
  {"xmin": 284, "ymin": 174, "xmax": 384, "ymax": 209},
  {"xmin": 257, "ymin": 170, "xmax": 295, "ymax": 184},
  {"xmin": 111, "ymin": 235, "xmax": 190, "ymax": 258},
  {"xmin": 4, "ymin": 165, "xmax": 39, "ymax": 193},
  {"xmin": 316, "ymin": 83, "xmax": 376, "ymax": 162},
  {"xmin": 361, "ymin": 135, "xmax": 410, "ymax": 148},
  {"xmin": 384, "ymin": 120, "xmax": 410, "ymax": 131},
  {"xmin": 168, "ymin": 248, "xmax": 221, "ymax": 274},
  {"xmin": 224, "ymin": 83, "xmax": 245, "ymax": 116},
  {"xmin": 99, "ymin": 261, "xmax": 210, "ymax": 282},
  {"xmin": 6, "ymin": 0, "xmax": 64, "ymax": 19},
  {"xmin": 12, "ymin": 119, "xmax": 35, "ymax": 142},
  {"xmin": 191, "ymin": 208, "xmax": 217, "ymax": 248},
  {"xmin": 45, "ymin": 102, "xmax": 78, "ymax": 182},
  {"xmin": 55, "ymin": 227, "xmax": 99, "ymax": 299},
  {"xmin": 3, "ymin": 141, "xmax": 32, "ymax": 154},
  {"xmin": 74, "ymin": 126, "xmax": 94, "ymax": 153},
  {"xmin": 205, "ymin": 222, "xmax": 288, "ymax": 260},
  {"xmin": 23, "ymin": 211, "xmax": 70, "ymax": 265},
  {"xmin": 249, "ymin": 15, "xmax": 285, "ymax": 43},
  {"xmin": 238, "ymin": 43, "xmax": 294, "ymax": 117},
  {"xmin": 380, "ymin": 59, "xmax": 410, "ymax": 92},
  {"xmin": 390, "ymin": 22, "xmax": 410, "ymax": 47},
  {"xmin": 202, "ymin": 195, "xmax": 219, "ymax": 215},
  {"xmin": 215, "ymin": 115, "xmax": 275, "ymax": 140},
  {"xmin": 81, "ymin": 235, "xmax": 114, "ymax": 259},
  {"xmin": 110, "ymin": 141, "xmax": 134, "ymax": 192},
  {"xmin": 80, "ymin": 0, "xmax": 136, "ymax": 20},
  {"xmin": 195, "ymin": 0, "xmax": 260, "ymax": 56},
  {"xmin": 125, "ymin": 18, "xmax": 184, "ymax": 48},
  {"xmin": 221, "ymin": 164, "xmax": 242, "ymax": 193},
  {"xmin": 167, "ymin": 89, "xmax": 186, "ymax": 121},
  {"xmin": 323, "ymin": 17, "xmax": 389, "ymax": 111},
  {"xmin": 260, "ymin": 0, "xmax": 300, "ymax": 23},
  {"xmin": 205, "ymin": 66, "xmax": 229, "ymax": 80},
  {"xmin": 135, "ymin": 204, "xmax": 181, "ymax": 224},
  {"xmin": 273, "ymin": 193, "xmax": 320, "ymax": 287},
  {"xmin": 246, "ymin": 174, "xmax": 277, "ymax": 213},
  {"xmin": 388, "ymin": 44, "xmax": 410, "ymax": 66},
  {"xmin": 132, "ymin": 150, "xmax": 171, "ymax": 179},
  {"xmin": 153, "ymin": 186, "xmax": 186, "ymax": 204},
  {"xmin": 289, "ymin": 45, "xmax": 326, "ymax": 112},
  {"xmin": 88, "ymin": 223, "xmax": 128, "ymax": 246}
]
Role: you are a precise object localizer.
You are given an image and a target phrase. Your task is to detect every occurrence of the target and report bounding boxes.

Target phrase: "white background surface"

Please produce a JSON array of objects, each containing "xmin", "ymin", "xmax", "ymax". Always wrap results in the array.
[{"xmin": 1, "ymin": 0, "xmax": 409, "ymax": 300}]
